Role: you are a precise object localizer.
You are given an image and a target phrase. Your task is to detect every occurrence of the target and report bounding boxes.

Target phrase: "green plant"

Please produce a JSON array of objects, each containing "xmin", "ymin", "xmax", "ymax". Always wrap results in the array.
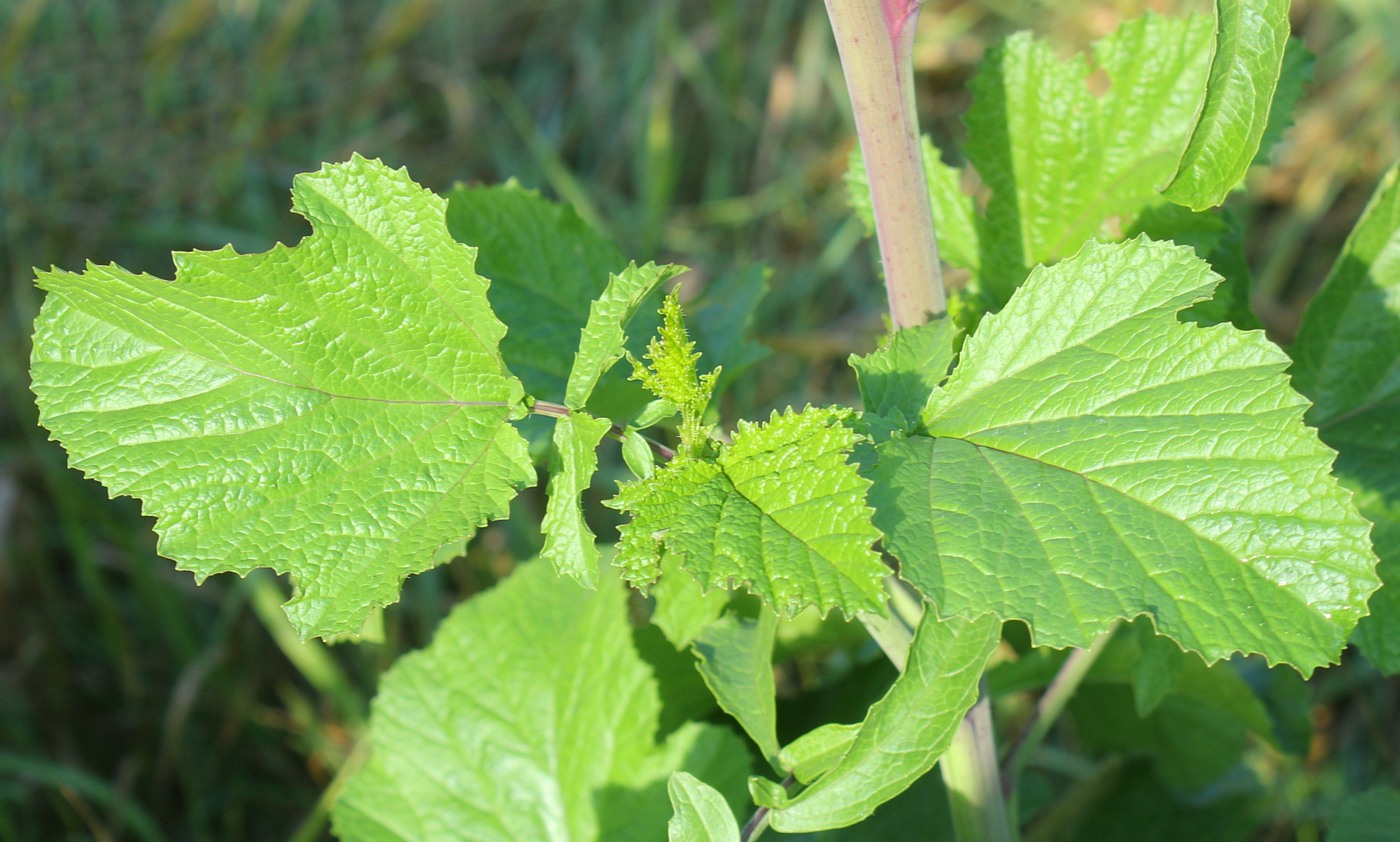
[{"xmin": 24, "ymin": 1, "xmax": 1400, "ymax": 839}]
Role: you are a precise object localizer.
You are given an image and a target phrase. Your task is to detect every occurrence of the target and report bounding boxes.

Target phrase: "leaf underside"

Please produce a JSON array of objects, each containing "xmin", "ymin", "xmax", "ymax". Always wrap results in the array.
[
  {"xmin": 31, "ymin": 156, "xmax": 535, "ymax": 639},
  {"xmin": 871, "ymin": 237, "xmax": 1378, "ymax": 672}
]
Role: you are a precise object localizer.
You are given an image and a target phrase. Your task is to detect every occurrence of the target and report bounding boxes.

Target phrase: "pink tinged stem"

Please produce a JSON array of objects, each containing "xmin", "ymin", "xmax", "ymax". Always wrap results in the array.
[{"xmin": 825, "ymin": 0, "xmax": 945, "ymax": 327}]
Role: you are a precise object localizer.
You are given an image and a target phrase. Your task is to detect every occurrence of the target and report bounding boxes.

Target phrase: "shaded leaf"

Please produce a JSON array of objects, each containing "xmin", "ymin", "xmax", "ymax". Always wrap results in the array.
[
  {"xmin": 850, "ymin": 318, "xmax": 960, "ymax": 437},
  {"xmin": 693, "ymin": 603, "xmax": 781, "ymax": 770},
  {"xmin": 667, "ymin": 773, "xmax": 742, "ymax": 842}
]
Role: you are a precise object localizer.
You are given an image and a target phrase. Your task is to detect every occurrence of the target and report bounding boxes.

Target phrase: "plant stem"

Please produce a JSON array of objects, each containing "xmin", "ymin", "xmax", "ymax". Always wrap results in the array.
[
  {"xmin": 1000, "ymin": 624, "xmax": 1117, "ymax": 799},
  {"xmin": 529, "ymin": 399, "xmax": 676, "ymax": 461},
  {"xmin": 941, "ymin": 677, "xmax": 1015, "ymax": 842},
  {"xmin": 740, "ymin": 775, "xmax": 795, "ymax": 841},
  {"xmin": 824, "ymin": 0, "xmax": 945, "ymax": 326}
]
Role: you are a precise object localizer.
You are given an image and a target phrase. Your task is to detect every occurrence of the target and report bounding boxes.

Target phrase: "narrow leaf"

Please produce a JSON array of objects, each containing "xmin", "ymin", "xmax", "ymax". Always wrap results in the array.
[
  {"xmin": 331, "ymin": 560, "xmax": 750, "ymax": 842},
  {"xmin": 763, "ymin": 613, "xmax": 1001, "ymax": 832},
  {"xmin": 874, "ymin": 237, "xmax": 1378, "ymax": 671},
  {"xmin": 610, "ymin": 406, "xmax": 888, "ymax": 617},
  {"xmin": 567, "ymin": 262, "xmax": 686, "ymax": 410},
  {"xmin": 541, "ymin": 412, "xmax": 613, "ymax": 586},
  {"xmin": 693, "ymin": 604, "xmax": 781, "ymax": 770},
  {"xmin": 30, "ymin": 157, "xmax": 535, "ymax": 639},
  {"xmin": 1162, "ymin": 0, "xmax": 1292, "ymax": 210},
  {"xmin": 667, "ymin": 773, "xmax": 741, "ymax": 842}
]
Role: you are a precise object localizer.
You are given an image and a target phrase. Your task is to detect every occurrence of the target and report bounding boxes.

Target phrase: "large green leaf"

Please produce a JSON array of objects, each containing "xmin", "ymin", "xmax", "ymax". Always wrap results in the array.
[
  {"xmin": 332, "ymin": 560, "xmax": 750, "ymax": 841},
  {"xmin": 760, "ymin": 613, "xmax": 1001, "ymax": 832},
  {"xmin": 965, "ymin": 13, "xmax": 1214, "ymax": 306},
  {"xmin": 30, "ymin": 157, "xmax": 535, "ymax": 639},
  {"xmin": 1161, "ymin": 0, "xmax": 1292, "ymax": 210},
  {"xmin": 871, "ymin": 237, "xmax": 1378, "ymax": 670},
  {"xmin": 610, "ymin": 406, "xmax": 888, "ymax": 617}
]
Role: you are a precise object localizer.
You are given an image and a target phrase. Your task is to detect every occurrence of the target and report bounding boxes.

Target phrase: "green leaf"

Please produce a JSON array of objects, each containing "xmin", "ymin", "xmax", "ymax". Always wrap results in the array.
[
  {"xmin": 1162, "ymin": 0, "xmax": 1292, "ymax": 210},
  {"xmin": 848, "ymin": 138, "xmax": 981, "ymax": 273},
  {"xmin": 445, "ymin": 181, "xmax": 656, "ymax": 420},
  {"xmin": 610, "ymin": 406, "xmax": 888, "ymax": 617},
  {"xmin": 667, "ymin": 773, "xmax": 741, "ymax": 842},
  {"xmin": 630, "ymin": 292, "xmax": 720, "ymax": 459},
  {"xmin": 1290, "ymin": 159, "xmax": 1400, "ymax": 505},
  {"xmin": 965, "ymin": 13, "xmax": 1214, "ymax": 306},
  {"xmin": 1329, "ymin": 787, "xmax": 1400, "ymax": 842},
  {"xmin": 693, "ymin": 602, "xmax": 781, "ymax": 770},
  {"xmin": 652, "ymin": 554, "xmax": 731, "ymax": 649},
  {"xmin": 872, "ymin": 237, "xmax": 1378, "ymax": 670},
  {"xmin": 30, "ymin": 156, "xmax": 535, "ymax": 639},
  {"xmin": 567, "ymin": 262, "xmax": 686, "ymax": 410},
  {"xmin": 778, "ymin": 723, "xmax": 861, "ymax": 785},
  {"xmin": 541, "ymin": 412, "xmax": 612, "ymax": 587},
  {"xmin": 1349, "ymin": 498, "xmax": 1400, "ymax": 674},
  {"xmin": 1132, "ymin": 625, "xmax": 1186, "ymax": 717},
  {"xmin": 331, "ymin": 560, "xmax": 750, "ymax": 842},
  {"xmin": 850, "ymin": 318, "xmax": 961, "ymax": 437},
  {"xmin": 1253, "ymin": 38, "xmax": 1315, "ymax": 166},
  {"xmin": 1069, "ymin": 625, "xmax": 1274, "ymax": 790},
  {"xmin": 762, "ymin": 613, "xmax": 1001, "ymax": 832},
  {"xmin": 622, "ymin": 428, "xmax": 658, "ymax": 480}
]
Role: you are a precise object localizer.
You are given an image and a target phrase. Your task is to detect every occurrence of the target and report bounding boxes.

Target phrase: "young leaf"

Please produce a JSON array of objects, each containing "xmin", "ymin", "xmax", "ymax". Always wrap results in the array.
[
  {"xmin": 29, "ymin": 156, "xmax": 535, "ymax": 639},
  {"xmin": 966, "ymin": 13, "xmax": 1214, "ymax": 306},
  {"xmin": 692, "ymin": 603, "xmax": 781, "ymax": 770},
  {"xmin": 567, "ymin": 262, "xmax": 687, "ymax": 410},
  {"xmin": 1161, "ymin": 0, "xmax": 1292, "ymax": 210},
  {"xmin": 850, "ymin": 317, "xmax": 960, "ymax": 437},
  {"xmin": 872, "ymin": 237, "xmax": 1378, "ymax": 671},
  {"xmin": 667, "ymin": 773, "xmax": 742, "ymax": 842},
  {"xmin": 761, "ymin": 613, "xmax": 1001, "ymax": 832},
  {"xmin": 331, "ymin": 560, "xmax": 750, "ymax": 842},
  {"xmin": 629, "ymin": 291, "xmax": 720, "ymax": 459},
  {"xmin": 610, "ymin": 406, "xmax": 888, "ymax": 618},
  {"xmin": 541, "ymin": 412, "xmax": 612, "ymax": 587}
]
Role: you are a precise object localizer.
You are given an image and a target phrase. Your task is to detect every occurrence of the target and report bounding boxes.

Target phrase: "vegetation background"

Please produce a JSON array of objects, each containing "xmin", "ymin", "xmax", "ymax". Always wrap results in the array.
[{"xmin": 1, "ymin": 0, "xmax": 1397, "ymax": 839}]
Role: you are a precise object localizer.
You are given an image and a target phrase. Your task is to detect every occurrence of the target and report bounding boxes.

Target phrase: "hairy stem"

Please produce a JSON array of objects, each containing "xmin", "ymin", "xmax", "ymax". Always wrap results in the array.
[{"xmin": 824, "ymin": 0, "xmax": 945, "ymax": 326}]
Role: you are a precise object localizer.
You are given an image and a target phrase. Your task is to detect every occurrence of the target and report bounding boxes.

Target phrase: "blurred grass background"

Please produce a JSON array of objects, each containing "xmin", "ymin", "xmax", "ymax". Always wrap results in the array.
[{"xmin": 1, "ymin": 0, "xmax": 1397, "ymax": 839}]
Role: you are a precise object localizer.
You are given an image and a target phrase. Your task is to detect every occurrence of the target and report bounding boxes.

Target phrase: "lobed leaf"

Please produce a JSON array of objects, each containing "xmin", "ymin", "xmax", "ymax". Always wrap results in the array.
[
  {"xmin": 871, "ymin": 237, "xmax": 1378, "ymax": 671},
  {"xmin": 761, "ymin": 613, "xmax": 1001, "ymax": 832},
  {"xmin": 1162, "ymin": 0, "xmax": 1292, "ymax": 210},
  {"xmin": 332, "ymin": 560, "xmax": 750, "ymax": 842},
  {"xmin": 30, "ymin": 156, "xmax": 535, "ymax": 639},
  {"xmin": 610, "ymin": 406, "xmax": 888, "ymax": 618}
]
